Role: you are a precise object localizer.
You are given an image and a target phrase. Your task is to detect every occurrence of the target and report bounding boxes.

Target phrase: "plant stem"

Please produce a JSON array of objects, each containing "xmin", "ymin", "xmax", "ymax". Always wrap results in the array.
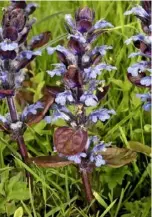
[
  {"xmin": 6, "ymin": 96, "xmax": 31, "ymax": 181},
  {"xmin": 80, "ymin": 168, "xmax": 97, "ymax": 213},
  {"xmin": 80, "ymin": 169, "xmax": 94, "ymax": 203},
  {"xmin": 7, "ymin": 96, "xmax": 29, "ymax": 161}
]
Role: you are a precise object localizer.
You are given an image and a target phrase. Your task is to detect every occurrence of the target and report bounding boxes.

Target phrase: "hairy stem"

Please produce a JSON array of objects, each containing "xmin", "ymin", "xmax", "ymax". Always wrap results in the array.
[
  {"xmin": 6, "ymin": 96, "xmax": 29, "ymax": 161},
  {"xmin": 80, "ymin": 169, "xmax": 94, "ymax": 203},
  {"xmin": 6, "ymin": 96, "xmax": 31, "ymax": 182}
]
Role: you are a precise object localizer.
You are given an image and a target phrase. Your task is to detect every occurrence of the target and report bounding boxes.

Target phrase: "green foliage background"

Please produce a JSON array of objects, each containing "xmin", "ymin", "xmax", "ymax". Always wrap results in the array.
[{"xmin": 0, "ymin": 1, "xmax": 151, "ymax": 217}]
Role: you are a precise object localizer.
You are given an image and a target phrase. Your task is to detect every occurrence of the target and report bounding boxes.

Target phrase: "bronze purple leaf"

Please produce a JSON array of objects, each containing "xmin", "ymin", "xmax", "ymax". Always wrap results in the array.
[
  {"xmin": 127, "ymin": 72, "xmax": 151, "ymax": 88},
  {"xmin": 0, "ymin": 124, "xmax": 10, "ymax": 134},
  {"xmin": 10, "ymin": 1, "xmax": 27, "ymax": 10},
  {"xmin": 0, "ymin": 50, "xmax": 16, "ymax": 60},
  {"xmin": 100, "ymin": 147, "xmax": 137, "ymax": 168},
  {"xmin": 3, "ymin": 27, "xmax": 18, "ymax": 41},
  {"xmin": 68, "ymin": 38, "xmax": 85, "ymax": 55},
  {"xmin": 0, "ymin": 89, "xmax": 14, "ymax": 96},
  {"xmin": 29, "ymin": 31, "xmax": 51, "ymax": 50},
  {"xmin": 54, "ymin": 126, "xmax": 88, "ymax": 156},
  {"xmin": 27, "ymin": 155, "xmax": 74, "ymax": 168},
  {"xmin": 26, "ymin": 86, "xmax": 62, "ymax": 126},
  {"xmin": 96, "ymin": 85, "xmax": 109, "ymax": 101},
  {"xmin": 75, "ymin": 7, "xmax": 95, "ymax": 23},
  {"xmin": 63, "ymin": 65, "xmax": 83, "ymax": 88}
]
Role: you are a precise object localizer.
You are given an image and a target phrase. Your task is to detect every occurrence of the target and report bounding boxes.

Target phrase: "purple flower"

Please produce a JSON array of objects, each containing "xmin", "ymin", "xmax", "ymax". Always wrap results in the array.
[
  {"xmin": 84, "ymin": 63, "xmax": 116, "ymax": 79},
  {"xmin": 47, "ymin": 63, "xmax": 66, "ymax": 77},
  {"xmin": 14, "ymin": 70, "xmax": 25, "ymax": 88},
  {"xmin": 0, "ymin": 115, "xmax": 7, "ymax": 123},
  {"xmin": 89, "ymin": 141, "xmax": 108, "ymax": 167},
  {"xmin": 65, "ymin": 14, "xmax": 76, "ymax": 29},
  {"xmin": 67, "ymin": 152, "xmax": 87, "ymax": 164},
  {"xmin": 124, "ymin": 5, "xmax": 149, "ymax": 18},
  {"xmin": 55, "ymin": 90, "xmax": 74, "ymax": 105},
  {"xmin": 93, "ymin": 19, "xmax": 113, "ymax": 30},
  {"xmin": 47, "ymin": 45, "xmax": 77, "ymax": 65},
  {"xmin": 25, "ymin": 3, "xmax": 37, "ymax": 15},
  {"xmin": 89, "ymin": 108, "xmax": 116, "ymax": 123},
  {"xmin": 140, "ymin": 76, "xmax": 151, "ymax": 87},
  {"xmin": 128, "ymin": 61, "xmax": 149, "ymax": 76},
  {"xmin": 91, "ymin": 45, "xmax": 112, "ymax": 56},
  {"xmin": 80, "ymin": 92, "xmax": 98, "ymax": 106},
  {"xmin": 128, "ymin": 52, "xmax": 151, "ymax": 58},
  {"xmin": 44, "ymin": 109, "xmax": 70, "ymax": 123},
  {"xmin": 136, "ymin": 93, "xmax": 151, "ymax": 111},
  {"xmin": 125, "ymin": 34, "xmax": 145, "ymax": 45},
  {"xmin": 0, "ymin": 41, "xmax": 18, "ymax": 51},
  {"xmin": 10, "ymin": 121, "xmax": 23, "ymax": 131},
  {"xmin": 18, "ymin": 50, "xmax": 41, "ymax": 60},
  {"xmin": 0, "ymin": 71, "xmax": 7, "ymax": 83},
  {"xmin": 21, "ymin": 101, "xmax": 44, "ymax": 119},
  {"xmin": 68, "ymin": 32, "xmax": 86, "ymax": 44}
]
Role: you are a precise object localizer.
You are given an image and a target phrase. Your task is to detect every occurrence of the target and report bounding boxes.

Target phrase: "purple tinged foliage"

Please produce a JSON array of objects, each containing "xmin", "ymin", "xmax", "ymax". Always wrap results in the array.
[
  {"xmin": 0, "ymin": 0, "xmax": 49, "ymax": 98},
  {"xmin": 46, "ymin": 6, "xmax": 116, "ymax": 168},
  {"xmin": 66, "ymin": 138, "xmax": 109, "ymax": 166},
  {"xmin": 125, "ymin": 1, "xmax": 151, "ymax": 111}
]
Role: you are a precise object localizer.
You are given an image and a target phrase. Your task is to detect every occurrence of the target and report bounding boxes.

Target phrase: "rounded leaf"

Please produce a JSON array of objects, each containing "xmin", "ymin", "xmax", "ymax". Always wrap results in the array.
[{"xmin": 54, "ymin": 126, "xmax": 88, "ymax": 155}]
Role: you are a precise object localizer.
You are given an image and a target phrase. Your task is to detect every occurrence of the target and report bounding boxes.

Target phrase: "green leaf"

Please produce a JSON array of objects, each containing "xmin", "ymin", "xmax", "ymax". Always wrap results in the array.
[
  {"xmin": 101, "ymin": 166, "xmax": 132, "ymax": 189},
  {"xmin": 7, "ymin": 182, "xmax": 30, "ymax": 201},
  {"xmin": 31, "ymin": 72, "xmax": 44, "ymax": 84},
  {"xmin": 8, "ymin": 173, "xmax": 22, "ymax": 192},
  {"xmin": 14, "ymin": 207, "xmax": 23, "ymax": 217},
  {"xmin": 100, "ymin": 199, "xmax": 117, "ymax": 217},
  {"xmin": 34, "ymin": 81, "xmax": 45, "ymax": 102},
  {"xmin": 122, "ymin": 197, "xmax": 151, "ymax": 217},
  {"xmin": 33, "ymin": 120, "xmax": 47, "ymax": 135},
  {"xmin": 93, "ymin": 191, "xmax": 108, "ymax": 208},
  {"xmin": 144, "ymin": 124, "xmax": 151, "ymax": 133},
  {"xmin": 36, "ymin": 11, "xmax": 67, "ymax": 25},
  {"xmin": 100, "ymin": 147, "xmax": 136, "ymax": 168},
  {"xmin": 128, "ymin": 141, "xmax": 151, "ymax": 157}
]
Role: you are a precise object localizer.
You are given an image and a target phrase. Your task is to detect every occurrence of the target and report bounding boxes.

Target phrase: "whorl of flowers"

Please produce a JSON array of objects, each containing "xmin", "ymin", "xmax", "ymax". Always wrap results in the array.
[
  {"xmin": 46, "ymin": 7, "xmax": 116, "ymax": 169},
  {"xmin": 0, "ymin": 1, "xmax": 51, "ymax": 139},
  {"xmin": 124, "ymin": 0, "xmax": 151, "ymax": 111}
]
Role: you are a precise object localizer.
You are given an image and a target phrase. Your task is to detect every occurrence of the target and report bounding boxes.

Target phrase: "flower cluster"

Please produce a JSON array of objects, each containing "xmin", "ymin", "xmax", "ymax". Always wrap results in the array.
[
  {"xmin": 0, "ymin": 0, "xmax": 51, "ymax": 96},
  {"xmin": 0, "ymin": 1, "xmax": 52, "ymax": 126},
  {"xmin": 0, "ymin": 101, "xmax": 43, "ymax": 139},
  {"xmin": 46, "ymin": 7, "xmax": 116, "ymax": 169},
  {"xmin": 0, "ymin": 0, "xmax": 52, "ymax": 164},
  {"xmin": 124, "ymin": 1, "xmax": 151, "ymax": 111}
]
